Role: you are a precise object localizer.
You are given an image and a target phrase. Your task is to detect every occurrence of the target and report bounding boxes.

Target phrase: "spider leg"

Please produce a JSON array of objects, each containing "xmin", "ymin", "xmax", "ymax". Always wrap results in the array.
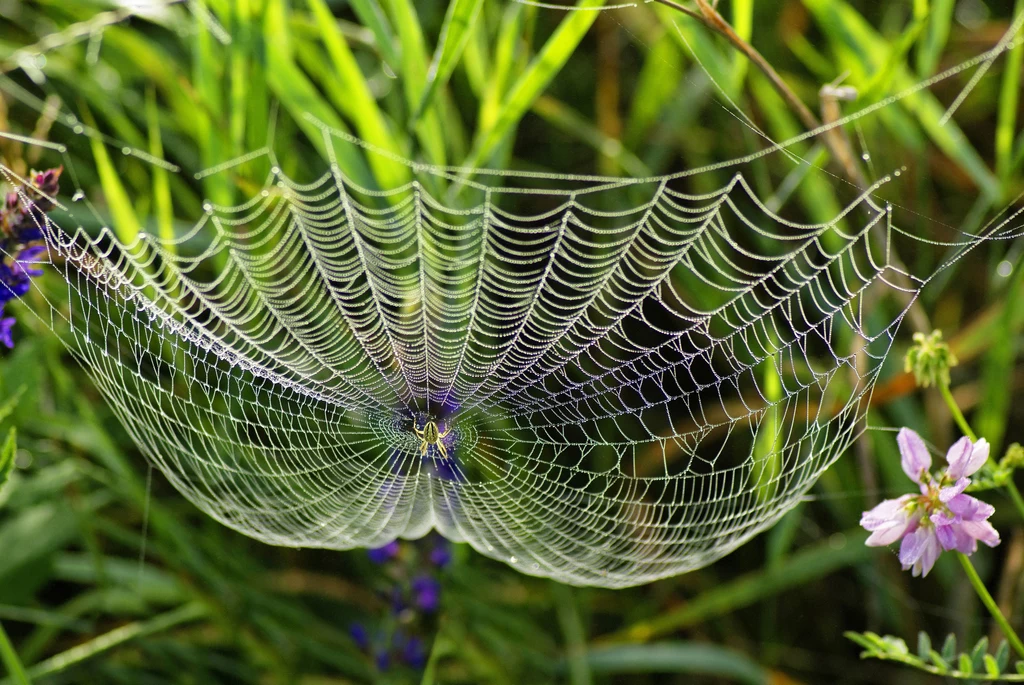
[{"xmin": 437, "ymin": 442, "xmax": 447, "ymax": 459}]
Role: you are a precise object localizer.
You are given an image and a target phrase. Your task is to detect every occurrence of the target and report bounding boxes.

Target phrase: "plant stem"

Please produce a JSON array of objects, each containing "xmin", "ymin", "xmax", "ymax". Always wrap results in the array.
[
  {"xmin": 939, "ymin": 381, "xmax": 977, "ymax": 441},
  {"xmin": 0, "ymin": 620, "xmax": 31, "ymax": 685},
  {"xmin": 939, "ymin": 380, "xmax": 1024, "ymax": 521},
  {"xmin": 959, "ymin": 552, "xmax": 1024, "ymax": 660}
]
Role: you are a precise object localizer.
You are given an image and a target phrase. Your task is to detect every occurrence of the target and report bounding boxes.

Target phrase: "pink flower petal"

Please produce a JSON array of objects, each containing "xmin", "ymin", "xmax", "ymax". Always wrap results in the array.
[
  {"xmin": 946, "ymin": 436, "xmax": 982, "ymax": 480},
  {"xmin": 961, "ymin": 520, "xmax": 1000, "ymax": 548},
  {"xmin": 861, "ymin": 496, "xmax": 917, "ymax": 547},
  {"xmin": 947, "ymin": 494, "xmax": 995, "ymax": 521},
  {"xmin": 939, "ymin": 477, "xmax": 970, "ymax": 503},
  {"xmin": 900, "ymin": 527, "xmax": 941, "ymax": 577},
  {"xmin": 898, "ymin": 428, "xmax": 931, "ymax": 484}
]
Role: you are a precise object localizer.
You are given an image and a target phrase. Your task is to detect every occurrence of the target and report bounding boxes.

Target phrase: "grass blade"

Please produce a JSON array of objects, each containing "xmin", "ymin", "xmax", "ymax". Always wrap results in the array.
[
  {"xmin": 0, "ymin": 620, "xmax": 30, "ymax": 685},
  {"xmin": 81, "ymin": 107, "xmax": 142, "ymax": 244},
  {"xmin": 347, "ymin": 0, "xmax": 399, "ymax": 69},
  {"xmin": 803, "ymin": 0, "xmax": 1001, "ymax": 200},
  {"xmin": 606, "ymin": 530, "xmax": 871, "ymax": 643},
  {"xmin": 463, "ymin": 0, "xmax": 606, "ymax": 171},
  {"xmin": 577, "ymin": 643, "xmax": 768, "ymax": 685},
  {"xmin": 0, "ymin": 428, "xmax": 15, "ymax": 502},
  {"xmin": 263, "ymin": 0, "xmax": 372, "ymax": 186},
  {"xmin": 16, "ymin": 603, "xmax": 207, "ymax": 683},
  {"xmin": 307, "ymin": 0, "xmax": 409, "ymax": 188},
  {"xmin": 996, "ymin": 0, "xmax": 1024, "ymax": 180},
  {"xmin": 386, "ymin": 0, "xmax": 448, "ymax": 165},
  {"xmin": 145, "ymin": 87, "xmax": 174, "ymax": 251},
  {"xmin": 412, "ymin": 0, "xmax": 484, "ymax": 125}
]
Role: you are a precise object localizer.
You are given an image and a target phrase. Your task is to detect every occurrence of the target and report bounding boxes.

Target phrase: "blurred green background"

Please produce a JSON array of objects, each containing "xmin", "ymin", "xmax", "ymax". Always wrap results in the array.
[{"xmin": 1, "ymin": 0, "xmax": 1024, "ymax": 682}]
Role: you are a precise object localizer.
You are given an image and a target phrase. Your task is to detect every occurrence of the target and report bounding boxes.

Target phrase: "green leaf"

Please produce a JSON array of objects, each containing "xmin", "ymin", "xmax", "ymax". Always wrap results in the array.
[
  {"xmin": 1016, "ymin": 659, "xmax": 1024, "ymax": 675},
  {"xmin": 997, "ymin": 640, "xmax": 1010, "ymax": 672},
  {"xmin": 0, "ymin": 428, "xmax": 15, "ymax": 502},
  {"xmin": 463, "ymin": 0, "xmax": 606, "ymax": 172},
  {"xmin": 802, "ymin": 0, "xmax": 1001, "ymax": 200},
  {"xmin": 307, "ymin": 0, "xmax": 410, "ymax": 188},
  {"xmin": 577, "ymin": 643, "xmax": 769, "ymax": 685},
  {"xmin": 385, "ymin": 0, "xmax": 448, "ymax": 166},
  {"xmin": 917, "ymin": 631, "xmax": 931, "ymax": 661},
  {"xmin": 928, "ymin": 649, "xmax": 949, "ymax": 673},
  {"xmin": 996, "ymin": 0, "xmax": 1024, "ymax": 180},
  {"xmin": 844, "ymin": 631, "xmax": 880, "ymax": 654},
  {"xmin": 972, "ymin": 636, "xmax": 989, "ymax": 673},
  {"xmin": 613, "ymin": 531, "xmax": 871, "ymax": 642},
  {"xmin": 81, "ymin": 106, "xmax": 142, "ymax": 244},
  {"xmin": 347, "ymin": 0, "xmax": 399, "ymax": 69},
  {"xmin": 412, "ymin": 0, "xmax": 484, "ymax": 124},
  {"xmin": 985, "ymin": 653, "xmax": 1001, "ymax": 677},
  {"xmin": 145, "ymin": 87, "xmax": 175, "ymax": 252},
  {"xmin": 263, "ymin": 0, "xmax": 373, "ymax": 186},
  {"xmin": 942, "ymin": 633, "xmax": 957, "ymax": 663},
  {"xmin": 23, "ymin": 603, "xmax": 207, "ymax": 681},
  {"xmin": 958, "ymin": 652, "xmax": 973, "ymax": 675},
  {"xmin": 0, "ymin": 387, "xmax": 24, "ymax": 427}
]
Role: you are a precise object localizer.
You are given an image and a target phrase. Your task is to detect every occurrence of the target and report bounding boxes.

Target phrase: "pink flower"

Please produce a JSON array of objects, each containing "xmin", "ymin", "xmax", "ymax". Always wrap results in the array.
[{"xmin": 859, "ymin": 428, "xmax": 999, "ymax": 577}]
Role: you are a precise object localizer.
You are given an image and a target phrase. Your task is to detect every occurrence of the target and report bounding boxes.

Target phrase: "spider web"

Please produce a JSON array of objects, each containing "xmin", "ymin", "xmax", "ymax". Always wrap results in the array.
[
  {"xmin": 2, "ymin": 8, "xmax": 1022, "ymax": 586},
  {"xmin": 5, "ymin": 114, "xmax": 996, "ymax": 588}
]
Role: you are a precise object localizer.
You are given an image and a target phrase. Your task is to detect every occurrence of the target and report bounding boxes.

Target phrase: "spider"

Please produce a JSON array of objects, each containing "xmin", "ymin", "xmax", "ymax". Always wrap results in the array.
[{"xmin": 413, "ymin": 419, "xmax": 452, "ymax": 459}]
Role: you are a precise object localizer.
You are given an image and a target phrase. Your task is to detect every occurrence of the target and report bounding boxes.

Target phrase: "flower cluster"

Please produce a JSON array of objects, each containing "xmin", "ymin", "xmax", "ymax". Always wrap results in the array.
[
  {"xmin": 0, "ymin": 167, "xmax": 61, "ymax": 349},
  {"xmin": 904, "ymin": 330, "xmax": 958, "ymax": 388},
  {"xmin": 861, "ymin": 428, "xmax": 999, "ymax": 577},
  {"xmin": 350, "ymin": 535, "xmax": 451, "ymax": 671}
]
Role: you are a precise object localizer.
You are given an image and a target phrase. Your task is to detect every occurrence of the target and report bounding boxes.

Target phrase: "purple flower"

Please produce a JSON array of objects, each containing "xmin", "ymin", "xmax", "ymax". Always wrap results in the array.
[
  {"xmin": 349, "ymin": 622, "xmax": 369, "ymax": 651},
  {"xmin": 411, "ymin": 575, "xmax": 440, "ymax": 612},
  {"xmin": 860, "ymin": 428, "xmax": 999, "ymax": 577},
  {"xmin": 429, "ymin": 542, "xmax": 452, "ymax": 568},
  {"xmin": 400, "ymin": 635, "xmax": 427, "ymax": 669},
  {"xmin": 0, "ymin": 316, "xmax": 14, "ymax": 349},
  {"xmin": 367, "ymin": 540, "xmax": 400, "ymax": 564},
  {"xmin": 14, "ymin": 246, "xmax": 47, "ymax": 277}
]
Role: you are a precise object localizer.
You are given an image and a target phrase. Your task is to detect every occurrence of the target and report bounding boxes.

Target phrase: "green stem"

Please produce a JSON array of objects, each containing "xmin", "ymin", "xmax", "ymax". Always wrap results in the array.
[
  {"xmin": 959, "ymin": 553, "xmax": 1024, "ymax": 660},
  {"xmin": 939, "ymin": 382, "xmax": 977, "ymax": 441},
  {"xmin": 0, "ymin": 620, "xmax": 30, "ymax": 685},
  {"xmin": 939, "ymin": 381, "xmax": 1024, "ymax": 521}
]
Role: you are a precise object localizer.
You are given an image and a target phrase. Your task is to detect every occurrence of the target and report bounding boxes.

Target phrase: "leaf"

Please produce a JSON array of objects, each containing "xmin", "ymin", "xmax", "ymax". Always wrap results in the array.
[
  {"xmin": 942, "ymin": 633, "xmax": 957, "ymax": 663},
  {"xmin": 802, "ymin": 0, "xmax": 1001, "ymax": 200},
  {"xmin": 0, "ymin": 428, "xmax": 15, "ymax": 502},
  {"xmin": 412, "ymin": 0, "xmax": 484, "ymax": 124},
  {"xmin": 385, "ymin": 0, "xmax": 448, "ymax": 165},
  {"xmin": 985, "ymin": 653, "xmax": 1001, "ymax": 677},
  {"xmin": 347, "ymin": 0, "xmax": 399, "ymax": 69},
  {"xmin": 81, "ymin": 106, "xmax": 142, "ymax": 244},
  {"xmin": 307, "ymin": 0, "xmax": 410, "ymax": 188},
  {"xmin": 612, "ymin": 531, "xmax": 871, "ymax": 642},
  {"xmin": 578, "ymin": 643, "xmax": 769, "ymax": 685},
  {"xmin": 971, "ymin": 636, "xmax": 989, "ymax": 673},
  {"xmin": 23, "ymin": 603, "xmax": 207, "ymax": 681},
  {"xmin": 145, "ymin": 87, "xmax": 175, "ymax": 252},
  {"xmin": 958, "ymin": 652, "xmax": 973, "ymax": 675},
  {"xmin": 0, "ymin": 387, "xmax": 25, "ymax": 426},
  {"xmin": 844, "ymin": 631, "xmax": 879, "ymax": 654},
  {"xmin": 462, "ymin": 0, "xmax": 606, "ymax": 171},
  {"xmin": 917, "ymin": 631, "xmax": 931, "ymax": 661},
  {"xmin": 928, "ymin": 649, "xmax": 949, "ymax": 673},
  {"xmin": 997, "ymin": 640, "xmax": 1010, "ymax": 672},
  {"xmin": 263, "ymin": 0, "xmax": 373, "ymax": 186}
]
